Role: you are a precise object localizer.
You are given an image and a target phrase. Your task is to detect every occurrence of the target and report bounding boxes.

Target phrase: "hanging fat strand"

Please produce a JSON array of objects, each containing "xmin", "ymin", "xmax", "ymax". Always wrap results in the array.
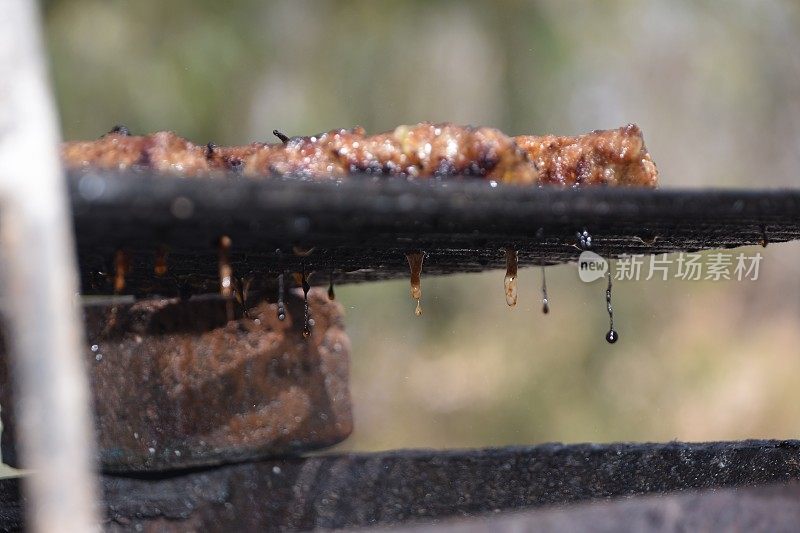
[
  {"xmin": 276, "ymin": 273, "xmax": 286, "ymax": 321},
  {"xmin": 541, "ymin": 265, "xmax": 550, "ymax": 314},
  {"xmin": 154, "ymin": 246, "xmax": 168, "ymax": 277},
  {"xmin": 605, "ymin": 263, "xmax": 618, "ymax": 344},
  {"xmin": 113, "ymin": 250, "xmax": 129, "ymax": 294},
  {"xmin": 328, "ymin": 269, "xmax": 336, "ymax": 300},
  {"xmin": 406, "ymin": 252, "xmax": 424, "ymax": 317},
  {"xmin": 300, "ymin": 266, "xmax": 311, "ymax": 338},
  {"xmin": 504, "ymin": 248, "xmax": 518, "ymax": 307},
  {"xmin": 218, "ymin": 235, "xmax": 234, "ymax": 321}
]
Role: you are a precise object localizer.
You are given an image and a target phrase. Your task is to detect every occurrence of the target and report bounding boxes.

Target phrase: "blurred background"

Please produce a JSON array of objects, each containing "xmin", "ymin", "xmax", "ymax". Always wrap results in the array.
[{"xmin": 42, "ymin": 0, "xmax": 800, "ymax": 450}]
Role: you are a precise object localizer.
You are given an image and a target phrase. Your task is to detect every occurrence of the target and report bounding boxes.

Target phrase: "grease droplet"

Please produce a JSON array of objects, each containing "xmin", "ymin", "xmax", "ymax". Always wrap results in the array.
[
  {"xmin": 328, "ymin": 270, "xmax": 336, "ymax": 300},
  {"xmin": 113, "ymin": 250, "xmax": 129, "ymax": 294},
  {"xmin": 605, "ymin": 265, "xmax": 617, "ymax": 344},
  {"xmin": 577, "ymin": 229, "xmax": 592, "ymax": 249},
  {"xmin": 406, "ymin": 252, "xmax": 424, "ymax": 317},
  {"xmin": 277, "ymin": 273, "xmax": 286, "ymax": 321},
  {"xmin": 154, "ymin": 246, "xmax": 168, "ymax": 276},
  {"xmin": 541, "ymin": 265, "xmax": 550, "ymax": 314},
  {"xmin": 218, "ymin": 236, "xmax": 233, "ymax": 321},
  {"xmin": 301, "ymin": 266, "xmax": 311, "ymax": 337},
  {"xmin": 504, "ymin": 248, "xmax": 518, "ymax": 307}
]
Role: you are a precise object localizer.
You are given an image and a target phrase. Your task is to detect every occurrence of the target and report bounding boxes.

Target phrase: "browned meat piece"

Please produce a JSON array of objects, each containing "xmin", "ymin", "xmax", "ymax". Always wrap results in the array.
[
  {"xmin": 515, "ymin": 124, "xmax": 658, "ymax": 187},
  {"xmin": 62, "ymin": 130, "xmax": 211, "ymax": 175},
  {"xmin": 329, "ymin": 123, "xmax": 539, "ymax": 183},
  {"xmin": 61, "ymin": 122, "xmax": 658, "ymax": 187}
]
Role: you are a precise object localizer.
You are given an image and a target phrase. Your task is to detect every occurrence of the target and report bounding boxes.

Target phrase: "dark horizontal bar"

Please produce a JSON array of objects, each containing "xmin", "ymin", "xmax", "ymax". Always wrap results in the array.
[
  {"xmin": 393, "ymin": 482, "xmax": 800, "ymax": 533},
  {"xmin": 68, "ymin": 171, "xmax": 800, "ymax": 296},
  {"xmin": 4, "ymin": 439, "xmax": 800, "ymax": 531}
]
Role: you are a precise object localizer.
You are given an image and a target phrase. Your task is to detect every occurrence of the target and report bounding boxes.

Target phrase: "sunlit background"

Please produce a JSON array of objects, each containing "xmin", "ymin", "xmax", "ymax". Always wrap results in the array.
[{"xmin": 42, "ymin": 0, "xmax": 800, "ymax": 450}]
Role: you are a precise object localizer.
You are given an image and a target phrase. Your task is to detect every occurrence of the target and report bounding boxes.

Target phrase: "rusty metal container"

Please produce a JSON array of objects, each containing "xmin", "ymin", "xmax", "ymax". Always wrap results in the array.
[{"xmin": 1, "ymin": 288, "xmax": 352, "ymax": 472}]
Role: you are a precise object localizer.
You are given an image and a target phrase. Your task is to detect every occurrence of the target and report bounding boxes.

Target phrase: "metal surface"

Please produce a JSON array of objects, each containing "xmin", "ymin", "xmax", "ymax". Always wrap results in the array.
[
  {"xmin": 390, "ymin": 483, "xmax": 800, "ymax": 533},
  {"xmin": 0, "ymin": 289, "xmax": 352, "ymax": 472},
  {"xmin": 0, "ymin": 481, "xmax": 22, "ymax": 533},
  {"xmin": 70, "ymin": 170, "xmax": 800, "ymax": 297},
  {"xmin": 3, "ymin": 439, "xmax": 800, "ymax": 531},
  {"xmin": 0, "ymin": 2, "xmax": 99, "ymax": 531}
]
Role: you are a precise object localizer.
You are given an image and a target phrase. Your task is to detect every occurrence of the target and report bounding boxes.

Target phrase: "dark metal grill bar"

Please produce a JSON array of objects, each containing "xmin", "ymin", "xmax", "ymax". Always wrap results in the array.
[
  {"xmin": 70, "ymin": 171, "xmax": 800, "ymax": 296},
  {"xmin": 3, "ymin": 440, "xmax": 800, "ymax": 530}
]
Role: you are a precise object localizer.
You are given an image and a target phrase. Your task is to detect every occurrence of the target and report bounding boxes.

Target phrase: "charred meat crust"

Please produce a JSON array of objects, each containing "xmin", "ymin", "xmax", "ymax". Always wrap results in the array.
[{"xmin": 61, "ymin": 123, "xmax": 658, "ymax": 187}]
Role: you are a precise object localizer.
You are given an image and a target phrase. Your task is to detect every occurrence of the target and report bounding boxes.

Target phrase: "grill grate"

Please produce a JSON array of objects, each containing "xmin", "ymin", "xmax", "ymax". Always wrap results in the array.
[{"xmin": 70, "ymin": 171, "xmax": 800, "ymax": 296}]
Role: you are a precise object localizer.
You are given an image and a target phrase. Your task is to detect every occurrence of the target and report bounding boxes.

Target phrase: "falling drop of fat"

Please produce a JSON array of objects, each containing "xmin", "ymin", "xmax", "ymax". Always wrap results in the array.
[
  {"xmin": 113, "ymin": 250, "xmax": 129, "ymax": 294},
  {"xmin": 218, "ymin": 236, "xmax": 234, "ymax": 321},
  {"xmin": 541, "ymin": 265, "xmax": 549, "ymax": 314},
  {"xmin": 277, "ymin": 273, "xmax": 286, "ymax": 321},
  {"xmin": 504, "ymin": 248, "xmax": 518, "ymax": 307},
  {"xmin": 154, "ymin": 246, "xmax": 168, "ymax": 277},
  {"xmin": 406, "ymin": 252, "xmax": 424, "ymax": 317},
  {"xmin": 218, "ymin": 236, "xmax": 233, "ymax": 296},
  {"xmin": 760, "ymin": 225, "xmax": 769, "ymax": 248},
  {"xmin": 301, "ymin": 266, "xmax": 311, "ymax": 338},
  {"xmin": 605, "ymin": 264, "xmax": 618, "ymax": 344},
  {"xmin": 328, "ymin": 270, "xmax": 336, "ymax": 300}
]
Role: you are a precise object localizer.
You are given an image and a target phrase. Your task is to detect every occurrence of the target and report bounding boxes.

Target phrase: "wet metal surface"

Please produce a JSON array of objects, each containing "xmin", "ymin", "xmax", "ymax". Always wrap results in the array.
[
  {"xmin": 0, "ymin": 289, "xmax": 352, "ymax": 472},
  {"xmin": 2, "ymin": 440, "xmax": 800, "ymax": 531},
  {"xmin": 70, "ymin": 171, "xmax": 800, "ymax": 296}
]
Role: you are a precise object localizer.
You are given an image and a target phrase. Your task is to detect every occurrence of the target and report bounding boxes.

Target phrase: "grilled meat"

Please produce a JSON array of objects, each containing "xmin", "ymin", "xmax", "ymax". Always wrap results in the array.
[
  {"xmin": 62, "ymin": 122, "xmax": 658, "ymax": 187},
  {"xmin": 515, "ymin": 124, "xmax": 658, "ymax": 187}
]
